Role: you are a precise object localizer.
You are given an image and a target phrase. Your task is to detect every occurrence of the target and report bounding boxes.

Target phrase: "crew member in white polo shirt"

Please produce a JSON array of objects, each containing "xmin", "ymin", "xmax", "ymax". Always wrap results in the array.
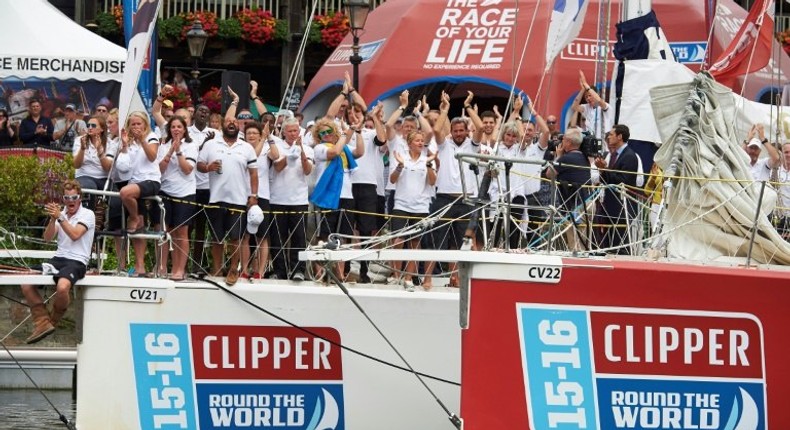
[
  {"xmin": 389, "ymin": 130, "xmax": 437, "ymax": 290},
  {"xmin": 118, "ymin": 111, "xmax": 161, "ymax": 277},
  {"xmin": 154, "ymin": 116, "xmax": 198, "ymax": 281},
  {"xmin": 742, "ymin": 124, "xmax": 780, "ymax": 182},
  {"xmin": 246, "ymin": 121, "xmax": 280, "ymax": 280},
  {"xmin": 22, "ymin": 180, "xmax": 95, "ymax": 344},
  {"xmin": 269, "ymin": 118, "xmax": 314, "ymax": 281},
  {"xmin": 423, "ymin": 91, "xmax": 483, "ymax": 289},
  {"xmin": 197, "ymin": 116, "xmax": 258, "ymax": 286},
  {"xmin": 188, "ymin": 104, "xmax": 219, "ymax": 273},
  {"xmin": 350, "ymin": 102, "xmax": 387, "ymax": 283}
]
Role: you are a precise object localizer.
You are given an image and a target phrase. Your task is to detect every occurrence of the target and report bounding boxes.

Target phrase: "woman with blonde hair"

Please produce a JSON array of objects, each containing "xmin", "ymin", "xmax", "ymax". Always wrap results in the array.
[
  {"xmin": 389, "ymin": 130, "xmax": 437, "ymax": 290},
  {"xmin": 102, "ymin": 110, "xmax": 133, "ymax": 273},
  {"xmin": 118, "ymin": 111, "xmax": 161, "ymax": 276}
]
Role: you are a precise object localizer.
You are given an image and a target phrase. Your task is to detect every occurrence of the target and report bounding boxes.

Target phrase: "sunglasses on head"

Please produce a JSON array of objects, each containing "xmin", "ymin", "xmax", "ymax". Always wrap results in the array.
[
  {"xmin": 237, "ymin": 113, "xmax": 254, "ymax": 120},
  {"xmin": 62, "ymin": 194, "xmax": 80, "ymax": 201},
  {"xmin": 318, "ymin": 129, "xmax": 334, "ymax": 138},
  {"xmin": 86, "ymin": 123, "xmax": 99, "ymax": 129}
]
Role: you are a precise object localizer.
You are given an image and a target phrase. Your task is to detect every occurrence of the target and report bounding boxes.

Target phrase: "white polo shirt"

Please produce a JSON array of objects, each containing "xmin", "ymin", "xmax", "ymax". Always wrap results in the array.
[
  {"xmin": 73, "ymin": 141, "xmax": 108, "ymax": 179},
  {"xmin": 582, "ymin": 104, "xmax": 613, "ymax": 140},
  {"xmin": 489, "ymin": 143, "xmax": 530, "ymax": 201},
  {"xmin": 198, "ymin": 138, "xmax": 257, "ymax": 206},
  {"xmin": 188, "ymin": 125, "xmax": 220, "ymax": 190},
  {"xmin": 351, "ymin": 129, "xmax": 383, "ymax": 186},
  {"xmin": 522, "ymin": 141, "xmax": 547, "ymax": 196},
  {"xmin": 55, "ymin": 205, "xmax": 95, "ymax": 265},
  {"xmin": 158, "ymin": 140, "xmax": 198, "ymax": 198},
  {"xmin": 435, "ymin": 136, "xmax": 482, "ymax": 197},
  {"xmin": 256, "ymin": 139, "xmax": 277, "ymax": 200},
  {"xmin": 750, "ymin": 157, "xmax": 772, "ymax": 182},
  {"xmin": 269, "ymin": 140, "xmax": 314, "ymax": 206},
  {"xmin": 386, "ymin": 134, "xmax": 438, "ymax": 191},
  {"xmin": 129, "ymin": 131, "xmax": 162, "ymax": 184},
  {"xmin": 104, "ymin": 138, "xmax": 133, "ymax": 183},
  {"xmin": 393, "ymin": 153, "xmax": 433, "ymax": 213}
]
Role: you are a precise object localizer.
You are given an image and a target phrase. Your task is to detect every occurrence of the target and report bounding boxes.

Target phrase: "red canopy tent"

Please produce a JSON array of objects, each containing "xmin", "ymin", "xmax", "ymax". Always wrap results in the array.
[{"xmin": 301, "ymin": 0, "xmax": 790, "ymax": 127}]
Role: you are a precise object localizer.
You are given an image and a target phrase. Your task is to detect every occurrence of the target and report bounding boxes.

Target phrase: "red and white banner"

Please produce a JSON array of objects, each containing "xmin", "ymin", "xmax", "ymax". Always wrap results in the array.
[{"xmin": 709, "ymin": 0, "xmax": 774, "ymax": 86}]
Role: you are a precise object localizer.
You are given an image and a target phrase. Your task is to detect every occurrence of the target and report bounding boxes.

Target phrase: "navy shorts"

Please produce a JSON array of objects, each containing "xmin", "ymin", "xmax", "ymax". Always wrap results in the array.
[
  {"xmin": 207, "ymin": 202, "xmax": 246, "ymax": 243},
  {"xmin": 48, "ymin": 256, "xmax": 87, "ymax": 286},
  {"xmin": 160, "ymin": 193, "xmax": 197, "ymax": 229}
]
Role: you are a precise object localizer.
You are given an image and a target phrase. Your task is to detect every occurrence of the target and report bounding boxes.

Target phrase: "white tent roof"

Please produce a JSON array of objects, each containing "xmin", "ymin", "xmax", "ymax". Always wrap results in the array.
[{"xmin": 1, "ymin": 0, "xmax": 126, "ymax": 81}]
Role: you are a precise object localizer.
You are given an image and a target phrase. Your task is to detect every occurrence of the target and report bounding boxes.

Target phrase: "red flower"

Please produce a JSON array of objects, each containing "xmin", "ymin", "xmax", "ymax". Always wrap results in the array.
[
  {"xmin": 180, "ymin": 11, "xmax": 219, "ymax": 40},
  {"xmin": 237, "ymin": 9, "xmax": 278, "ymax": 45},
  {"xmin": 313, "ymin": 11, "xmax": 350, "ymax": 48}
]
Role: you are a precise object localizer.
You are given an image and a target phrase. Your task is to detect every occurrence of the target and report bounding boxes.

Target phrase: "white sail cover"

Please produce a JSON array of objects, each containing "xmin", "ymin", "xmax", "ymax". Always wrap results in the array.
[{"xmin": 651, "ymin": 73, "xmax": 790, "ymax": 265}]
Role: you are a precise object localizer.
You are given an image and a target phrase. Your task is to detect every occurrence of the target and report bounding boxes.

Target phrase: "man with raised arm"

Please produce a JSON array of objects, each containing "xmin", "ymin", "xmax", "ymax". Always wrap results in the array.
[
  {"xmin": 197, "ymin": 116, "xmax": 258, "ymax": 286},
  {"xmin": 422, "ymin": 91, "xmax": 483, "ymax": 289},
  {"xmin": 572, "ymin": 70, "xmax": 613, "ymax": 140}
]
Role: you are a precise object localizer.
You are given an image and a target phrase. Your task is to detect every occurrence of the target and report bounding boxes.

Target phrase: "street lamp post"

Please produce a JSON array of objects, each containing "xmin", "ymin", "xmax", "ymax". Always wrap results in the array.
[
  {"xmin": 344, "ymin": 0, "xmax": 370, "ymax": 91},
  {"xmin": 186, "ymin": 20, "xmax": 208, "ymax": 104}
]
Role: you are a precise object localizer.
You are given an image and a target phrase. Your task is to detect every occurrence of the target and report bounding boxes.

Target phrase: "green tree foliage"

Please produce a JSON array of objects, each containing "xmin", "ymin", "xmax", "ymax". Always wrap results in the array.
[{"xmin": 0, "ymin": 155, "xmax": 73, "ymax": 227}]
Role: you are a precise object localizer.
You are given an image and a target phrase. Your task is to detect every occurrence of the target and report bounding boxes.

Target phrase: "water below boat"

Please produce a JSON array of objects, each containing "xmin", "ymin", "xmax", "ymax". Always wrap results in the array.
[{"xmin": 0, "ymin": 389, "xmax": 75, "ymax": 429}]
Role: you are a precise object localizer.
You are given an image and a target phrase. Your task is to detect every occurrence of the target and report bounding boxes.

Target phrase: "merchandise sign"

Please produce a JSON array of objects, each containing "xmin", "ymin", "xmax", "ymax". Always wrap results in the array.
[
  {"xmin": 517, "ymin": 305, "xmax": 766, "ymax": 430},
  {"xmin": 131, "ymin": 323, "xmax": 345, "ymax": 430}
]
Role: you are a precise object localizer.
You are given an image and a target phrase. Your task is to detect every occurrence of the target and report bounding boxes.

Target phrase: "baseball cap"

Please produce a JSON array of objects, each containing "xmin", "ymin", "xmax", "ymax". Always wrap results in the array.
[
  {"xmin": 246, "ymin": 205, "xmax": 264, "ymax": 235},
  {"xmin": 747, "ymin": 138, "xmax": 762, "ymax": 148},
  {"xmin": 64, "ymin": 103, "xmax": 76, "ymax": 111},
  {"xmin": 162, "ymin": 99, "xmax": 174, "ymax": 109}
]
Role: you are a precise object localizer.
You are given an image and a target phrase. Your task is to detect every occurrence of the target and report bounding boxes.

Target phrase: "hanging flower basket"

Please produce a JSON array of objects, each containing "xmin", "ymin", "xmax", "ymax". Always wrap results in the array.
[{"xmin": 310, "ymin": 11, "xmax": 350, "ymax": 49}]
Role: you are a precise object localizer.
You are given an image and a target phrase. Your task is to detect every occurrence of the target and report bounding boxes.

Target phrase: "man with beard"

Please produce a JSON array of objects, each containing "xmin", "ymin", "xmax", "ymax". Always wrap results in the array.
[
  {"xmin": 188, "ymin": 104, "xmax": 220, "ymax": 273},
  {"xmin": 463, "ymin": 91, "xmax": 498, "ymax": 147},
  {"xmin": 422, "ymin": 91, "xmax": 484, "ymax": 289},
  {"xmin": 22, "ymin": 180, "xmax": 95, "ymax": 343},
  {"xmin": 197, "ymin": 117, "xmax": 258, "ymax": 285}
]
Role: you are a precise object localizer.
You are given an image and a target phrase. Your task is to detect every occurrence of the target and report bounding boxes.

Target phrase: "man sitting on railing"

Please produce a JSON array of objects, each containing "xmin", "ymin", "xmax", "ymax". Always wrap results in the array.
[{"xmin": 21, "ymin": 180, "xmax": 95, "ymax": 344}]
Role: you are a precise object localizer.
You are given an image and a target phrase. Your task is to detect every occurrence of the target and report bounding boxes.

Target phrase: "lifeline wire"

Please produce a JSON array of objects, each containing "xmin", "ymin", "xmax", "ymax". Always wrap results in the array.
[
  {"xmin": 324, "ymin": 269, "xmax": 462, "ymax": 429},
  {"xmin": 0, "ymin": 337, "xmax": 76, "ymax": 429}
]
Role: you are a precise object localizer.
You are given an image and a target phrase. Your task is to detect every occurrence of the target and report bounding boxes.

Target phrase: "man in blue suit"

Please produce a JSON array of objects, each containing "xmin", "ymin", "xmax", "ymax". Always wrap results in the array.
[{"xmin": 594, "ymin": 124, "xmax": 640, "ymax": 254}]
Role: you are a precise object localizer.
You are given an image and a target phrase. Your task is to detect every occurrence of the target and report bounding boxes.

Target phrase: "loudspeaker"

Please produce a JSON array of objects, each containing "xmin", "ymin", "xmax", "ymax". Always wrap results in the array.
[{"xmin": 221, "ymin": 71, "xmax": 251, "ymax": 113}]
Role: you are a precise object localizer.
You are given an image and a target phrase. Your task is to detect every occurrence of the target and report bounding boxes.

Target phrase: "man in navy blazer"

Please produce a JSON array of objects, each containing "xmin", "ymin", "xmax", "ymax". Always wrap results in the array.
[{"xmin": 594, "ymin": 124, "xmax": 639, "ymax": 254}]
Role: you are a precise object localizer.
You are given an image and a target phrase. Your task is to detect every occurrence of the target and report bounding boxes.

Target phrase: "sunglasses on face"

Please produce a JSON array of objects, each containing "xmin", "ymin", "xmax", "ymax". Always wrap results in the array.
[
  {"xmin": 318, "ymin": 129, "xmax": 334, "ymax": 138},
  {"xmin": 547, "ymin": 121, "xmax": 557, "ymax": 124},
  {"xmin": 62, "ymin": 194, "xmax": 80, "ymax": 201},
  {"xmin": 86, "ymin": 123, "xmax": 99, "ymax": 129},
  {"xmin": 96, "ymin": 109, "xmax": 107, "ymax": 113},
  {"xmin": 237, "ymin": 114, "xmax": 254, "ymax": 120}
]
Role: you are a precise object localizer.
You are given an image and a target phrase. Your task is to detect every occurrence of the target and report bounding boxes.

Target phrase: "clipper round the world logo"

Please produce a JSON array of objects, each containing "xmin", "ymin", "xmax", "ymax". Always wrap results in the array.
[
  {"xmin": 130, "ymin": 323, "xmax": 345, "ymax": 430},
  {"xmin": 516, "ymin": 305, "xmax": 766, "ymax": 430}
]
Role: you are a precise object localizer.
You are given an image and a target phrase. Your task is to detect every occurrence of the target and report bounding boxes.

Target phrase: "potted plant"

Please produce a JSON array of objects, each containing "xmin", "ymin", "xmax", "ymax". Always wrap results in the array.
[
  {"xmin": 180, "ymin": 11, "xmax": 219, "ymax": 40},
  {"xmin": 94, "ymin": 5, "xmax": 123, "ymax": 37},
  {"xmin": 158, "ymin": 15, "xmax": 186, "ymax": 46},
  {"xmin": 237, "ymin": 8, "xmax": 287, "ymax": 46},
  {"xmin": 309, "ymin": 11, "xmax": 350, "ymax": 49}
]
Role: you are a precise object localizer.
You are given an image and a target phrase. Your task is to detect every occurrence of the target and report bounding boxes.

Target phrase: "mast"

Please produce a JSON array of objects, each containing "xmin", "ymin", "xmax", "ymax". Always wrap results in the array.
[{"xmin": 622, "ymin": 0, "xmax": 652, "ymax": 21}]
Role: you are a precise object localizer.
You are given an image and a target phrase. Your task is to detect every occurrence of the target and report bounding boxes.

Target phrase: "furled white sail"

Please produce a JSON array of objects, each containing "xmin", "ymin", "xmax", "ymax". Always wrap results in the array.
[{"xmin": 651, "ymin": 72, "xmax": 790, "ymax": 264}]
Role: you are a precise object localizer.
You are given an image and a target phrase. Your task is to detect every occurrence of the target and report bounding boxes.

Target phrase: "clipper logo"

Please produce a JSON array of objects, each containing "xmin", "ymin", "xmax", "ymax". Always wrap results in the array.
[
  {"xmin": 131, "ymin": 324, "xmax": 345, "ymax": 430},
  {"xmin": 516, "ymin": 306, "xmax": 766, "ymax": 430}
]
